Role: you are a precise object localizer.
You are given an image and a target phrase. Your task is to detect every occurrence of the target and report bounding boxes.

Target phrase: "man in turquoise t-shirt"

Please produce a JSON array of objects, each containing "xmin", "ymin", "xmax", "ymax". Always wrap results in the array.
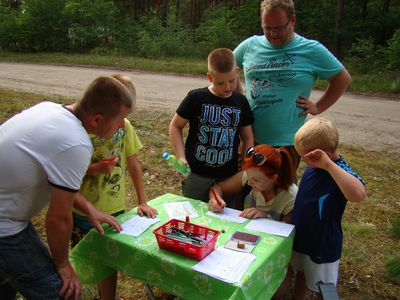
[{"xmin": 234, "ymin": 0, "xmax": 351, "ymax": 171}]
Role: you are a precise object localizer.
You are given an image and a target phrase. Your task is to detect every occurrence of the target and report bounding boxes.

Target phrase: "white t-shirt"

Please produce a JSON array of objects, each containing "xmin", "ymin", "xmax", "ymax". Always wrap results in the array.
[{"xmin": 0, "ymin": 102, "xmax": 93, "ymax": 237}]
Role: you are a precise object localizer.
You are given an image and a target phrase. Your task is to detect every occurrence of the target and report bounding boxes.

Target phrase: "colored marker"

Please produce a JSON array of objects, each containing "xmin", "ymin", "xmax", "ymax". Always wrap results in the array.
[{"xmin": 210, "ymin": 187, "xmax": 222, "ymax": 207}]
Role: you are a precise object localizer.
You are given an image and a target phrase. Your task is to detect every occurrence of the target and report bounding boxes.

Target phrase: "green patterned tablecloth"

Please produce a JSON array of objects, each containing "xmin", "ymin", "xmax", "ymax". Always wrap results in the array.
[{"xmin": 70, "ymin": 193, "xmax": 293, "ymax": 300}]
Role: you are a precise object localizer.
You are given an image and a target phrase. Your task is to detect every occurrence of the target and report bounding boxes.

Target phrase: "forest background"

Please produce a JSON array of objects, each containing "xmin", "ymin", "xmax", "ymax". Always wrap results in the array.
[
  {"xmin": 0, "ymin": 0, "xmax": 399, "ymax": 94},
  {"xmin": 0, "ymin": 0, "xmax": 399, "ymax": 299}
]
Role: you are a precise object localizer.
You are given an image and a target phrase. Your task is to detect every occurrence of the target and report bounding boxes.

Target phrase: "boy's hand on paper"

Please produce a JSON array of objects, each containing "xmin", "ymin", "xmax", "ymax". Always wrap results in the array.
[
  {"xmin": 137, "ymin": 204, "xmax": 158, "ymax": 218},
  {"xmin": 208, "ymin": 197, "xmax": 226, "ymax": 213},
  {"xmin": 240, "ymin": 207, "xmax": 266, "ymax": 219}
]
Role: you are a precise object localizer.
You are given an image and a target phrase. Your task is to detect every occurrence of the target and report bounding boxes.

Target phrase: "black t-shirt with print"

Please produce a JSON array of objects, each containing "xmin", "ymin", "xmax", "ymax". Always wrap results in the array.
[{"xmin": 177, "ymin": 87, "xmax": 254, "ymax": 179}]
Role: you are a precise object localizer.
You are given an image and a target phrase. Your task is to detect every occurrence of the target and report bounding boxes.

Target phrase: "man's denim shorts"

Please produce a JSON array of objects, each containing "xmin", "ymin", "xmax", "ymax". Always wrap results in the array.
[{"xmin": 0, "ymin": 222, "xmax": 63, "ymax": 299}]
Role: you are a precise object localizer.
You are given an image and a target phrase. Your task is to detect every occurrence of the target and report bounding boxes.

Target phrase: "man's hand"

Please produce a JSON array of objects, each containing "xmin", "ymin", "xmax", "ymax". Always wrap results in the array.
[
  {"xmin": 296, "ymin": 95, "xmax": 319, "ymax": 117},
  {"xmin": 87, "ymin": 208, "xmax": 122, "ymax": 235},
  {"xmin": 137, "ymin": 204, "xmax": 158, "ymax": 218},
  {"xmin": 57, "ymin": 262, "xmax": 81, "ymax": 300}
]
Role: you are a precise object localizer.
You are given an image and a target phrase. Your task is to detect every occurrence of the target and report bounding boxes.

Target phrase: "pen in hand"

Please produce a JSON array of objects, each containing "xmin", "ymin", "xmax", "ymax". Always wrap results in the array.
[{"xmin": 210, "ymin": 187, "xmax": 222, "ymax": 208}]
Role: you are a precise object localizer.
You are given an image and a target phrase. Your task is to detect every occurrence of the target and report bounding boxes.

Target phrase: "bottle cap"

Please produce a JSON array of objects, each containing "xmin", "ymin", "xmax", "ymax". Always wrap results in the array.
[{"xmin": 162, "ymin": 152, "xmax": 169, "ymax": 159}]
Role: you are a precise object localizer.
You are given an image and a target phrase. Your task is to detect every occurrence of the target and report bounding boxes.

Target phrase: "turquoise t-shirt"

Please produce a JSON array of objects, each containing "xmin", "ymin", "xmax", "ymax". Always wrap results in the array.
[{"xmin": 234, "ymin": 34, "xmax": 343, "ymax": 146}]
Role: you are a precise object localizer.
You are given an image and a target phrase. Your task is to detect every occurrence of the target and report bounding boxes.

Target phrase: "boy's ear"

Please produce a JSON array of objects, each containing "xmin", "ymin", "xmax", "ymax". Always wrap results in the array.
[
  {"xmin": 235, "ymin": 66, "xmax": 240, "ymax": 74},
  {"xmin": 207, "ymin": 72, "xmax": 213, "ymax": 82},
  {"xmin": 89, "ymin": 113, "xmax": 103, "ymax": 129}
]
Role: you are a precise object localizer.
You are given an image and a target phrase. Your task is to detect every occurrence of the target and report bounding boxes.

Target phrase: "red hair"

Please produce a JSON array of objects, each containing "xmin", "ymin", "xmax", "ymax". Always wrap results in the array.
[{"xmin": 243, "ymin": 144, "xmax": 294, "ymax": 190}]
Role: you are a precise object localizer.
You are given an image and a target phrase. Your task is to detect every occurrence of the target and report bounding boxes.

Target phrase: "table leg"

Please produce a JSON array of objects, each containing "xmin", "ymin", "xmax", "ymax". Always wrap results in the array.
[{"xmin": 144, "ymin": 284, "xmax": 156, "ymax": 300}]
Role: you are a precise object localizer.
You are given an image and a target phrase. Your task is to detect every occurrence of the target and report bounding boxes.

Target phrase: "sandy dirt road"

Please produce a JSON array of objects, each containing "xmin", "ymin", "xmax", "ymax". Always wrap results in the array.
[{"xmin": 0, "ymin": 62, "xmax": 399, "ymax": 154}]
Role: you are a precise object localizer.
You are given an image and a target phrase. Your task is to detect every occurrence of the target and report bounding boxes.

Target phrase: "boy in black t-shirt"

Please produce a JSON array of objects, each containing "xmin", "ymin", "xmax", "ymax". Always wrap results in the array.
[{"xmin": 169, "ymin": 48, "xmax": 254, "ymax": 203}]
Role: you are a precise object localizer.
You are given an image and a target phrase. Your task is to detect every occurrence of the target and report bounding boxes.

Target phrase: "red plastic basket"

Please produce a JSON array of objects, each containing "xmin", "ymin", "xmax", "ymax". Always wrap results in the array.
[{"xmin": 153, "ymin": 219, "xmax": 220, "ymax": 260}]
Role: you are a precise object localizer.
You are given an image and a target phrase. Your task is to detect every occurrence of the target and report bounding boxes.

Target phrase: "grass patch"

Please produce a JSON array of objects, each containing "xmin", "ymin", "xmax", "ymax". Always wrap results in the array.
[
  {"xmin": 2, "ymin": 88, "xmax": 399, "ymax": 299},
  {"xmin": 0, "ymin": 51, "xmax": 207, "ymax": 76}
]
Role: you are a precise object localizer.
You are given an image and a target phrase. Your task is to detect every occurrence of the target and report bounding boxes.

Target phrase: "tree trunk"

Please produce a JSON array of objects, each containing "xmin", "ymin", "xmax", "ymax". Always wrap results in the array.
[
  {"xmin": 379, "ymin": 0, "xmax": 391, "ymax": 44},
  {"xmin": 161, "ymin": 0, "xmax": 169, "ymax": 27},
  {"xmin": 361, "ymin": 0, "xmax": 368, "ymax": 25},
  {"xmin": 334, "ymin": 0, "xmax": 344, "ymax": 60}
]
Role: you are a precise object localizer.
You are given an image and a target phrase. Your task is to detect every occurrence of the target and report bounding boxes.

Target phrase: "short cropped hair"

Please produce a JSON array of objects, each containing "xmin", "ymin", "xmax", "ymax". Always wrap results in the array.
[
  {"xmin": 260, "ymin": 0, "xmax": 295, "ymax": 18},
  {"xmin": 207, "ymin": 48, "xmax": 236, "ymax": 74},
  {"xmin": 111, "ymin": 74, "xmax": 137, "ymax": 108},
  {"xmin": 77, "ymin": 76, "xmax": 133, "ymax": 119},
  {"xmin": 294, "ymin": 117, "xmax": 339, "ymax": 154}
]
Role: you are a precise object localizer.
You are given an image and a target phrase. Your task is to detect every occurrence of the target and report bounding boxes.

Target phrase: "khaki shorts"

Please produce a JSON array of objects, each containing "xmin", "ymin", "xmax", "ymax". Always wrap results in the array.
[{"xmin": 291, "ymin": 251, "xmax": 339, "ymax": 292}]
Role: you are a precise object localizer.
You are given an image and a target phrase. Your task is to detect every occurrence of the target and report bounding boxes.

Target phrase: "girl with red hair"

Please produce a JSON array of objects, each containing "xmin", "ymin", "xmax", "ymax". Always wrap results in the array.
[{"xmin": 208, "ymin": 144, "xmax": 297, "ymax": 224}]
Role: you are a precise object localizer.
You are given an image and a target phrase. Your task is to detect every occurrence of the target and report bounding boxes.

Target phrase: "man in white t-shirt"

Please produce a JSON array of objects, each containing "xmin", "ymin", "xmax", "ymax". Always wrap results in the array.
[{"xmin": 0, "ymin": 76, "xmax": 133, "ymax": 300}]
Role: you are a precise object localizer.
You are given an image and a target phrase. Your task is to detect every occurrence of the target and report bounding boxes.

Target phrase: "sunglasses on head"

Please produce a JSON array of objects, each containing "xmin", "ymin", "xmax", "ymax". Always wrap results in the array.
[
  {"xmin": 246, "ymin": 147, "xmax": 266, "ymax": 165},
  {"xmin": 246, "ymin": 147, "xmax": 276, "ymax": 170}
]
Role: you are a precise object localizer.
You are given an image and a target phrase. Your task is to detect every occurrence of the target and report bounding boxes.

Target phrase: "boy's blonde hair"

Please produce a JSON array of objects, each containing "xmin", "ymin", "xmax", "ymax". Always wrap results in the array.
[
  {"xmin": 112, "ymin": 74, "xmax": 137, "ymax": 108},
  {"xmin": 260, "ymin": 0, "xmax": 295, "ymax": 18},
  {"xmin": 77, "ymin": 76, "xmax": 133, "ymax": 119},
  {"xmin": 207, "ymin": 48, "xmax": 236, "ymax": 74},
  {"xmin": 294, "ymin": 117, "xmax": 339, "ymax": 154}
]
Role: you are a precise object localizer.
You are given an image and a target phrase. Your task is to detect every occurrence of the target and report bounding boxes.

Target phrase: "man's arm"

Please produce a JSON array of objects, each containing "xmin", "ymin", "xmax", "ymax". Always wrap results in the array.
[
  {"xmin": 46, "ymin": 187, "xmax": 81, "ymax": 300},
  {"xmin": 73, "ymin": 193, "xmax": 122, "ymax": 234},
  {"xmin": 297, "ymin": 68, "xmax": 351, "ymax": 116},
  {"xmin": 169, "ymin": 113, "xmax": 189, "ymax": 163}
]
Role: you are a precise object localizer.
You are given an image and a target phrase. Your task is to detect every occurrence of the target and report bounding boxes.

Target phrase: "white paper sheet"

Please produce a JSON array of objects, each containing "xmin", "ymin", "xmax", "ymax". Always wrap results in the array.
[
  {"xmin": 120, "ymin": 216, "xmax": 160, "ymax": 237},
  {"xmin": 192, "ymin": 246, "xmax": 256, "ymax": 283},
  {"xmin": 245, "ymin": 218, "xmax": 294, "ymax": 237},
  {"xmin": 163, "ymin": 201, "xmax": 199, "ymax": 219},
  {"xmin": 206, "ymin": 207, "xmax": 247, "ymax": 223}
]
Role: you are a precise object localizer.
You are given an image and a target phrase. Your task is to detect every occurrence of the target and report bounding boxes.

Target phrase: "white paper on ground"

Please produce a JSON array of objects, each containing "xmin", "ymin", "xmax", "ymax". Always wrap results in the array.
[
  {"xmin": 245, "ymin": 218, "xmax": 294, "ymax": 237},
  {"xmin": 120, "ymin": 215, "xmax": 160, "ymax": 237},
  {"xmin": 192, "ymin": 246, "xmax": 256, "ymax": 283}
]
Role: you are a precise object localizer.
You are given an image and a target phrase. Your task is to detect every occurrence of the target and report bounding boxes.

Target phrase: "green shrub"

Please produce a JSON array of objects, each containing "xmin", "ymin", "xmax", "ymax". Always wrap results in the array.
[
  {"xmin": 0, "ymin": 0, "xmax": 68, "ymax": 52},
  {"xmin": 135, "ymin": 13, "xmax": 195, "ymax": 58},
  {"xmin": 64, "ymin": 0, "xmax": 120, "ymax": 52},
  {"xmin": 385, "ymin": 29, "xmax": 400, "ymax": 70},
  {"xmin": 345, "ymin": 38, "xmax": 385, "ymax": 74},
  {"xmin": 387, "ymin": 256, "xmax": 400, "ymax": 284}
]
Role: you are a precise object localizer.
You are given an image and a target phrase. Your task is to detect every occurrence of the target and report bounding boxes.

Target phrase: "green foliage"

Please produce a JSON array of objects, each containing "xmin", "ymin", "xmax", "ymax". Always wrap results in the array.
[
  {"xmin": 64, "ymin": 0, "xmax": 120, "ymax": 52},
  {"xmin": 345, "ymin": 38, "xmax": 385, "ymax": 73},
  {"xmin": 385, "ymin": 29, "xmax": 400, "ymax": 71},
  {"xmin": 196, "ymin": 6, "xmax": 238, "ymax": 55},
  {"xmin": 135, "ymin": 13, "xmax": 195, "ymax": 58},
  {"xmin": 387, "ymin": 256, "xmax": 400, "ymax": 284},
  {"xmin": 0, "ymin": 0, "xmax": 68, "ymax": 51},
  {"xmin": 392, "ymin": 218, "xmax": 400, "ymax": 240},
  {"xmin": 196, "ymin": 0, "xmax": 261, "ymax": 56},
  {"xmin": 0, "ymin": 7, "xmax": 21, "ymax": 51}
]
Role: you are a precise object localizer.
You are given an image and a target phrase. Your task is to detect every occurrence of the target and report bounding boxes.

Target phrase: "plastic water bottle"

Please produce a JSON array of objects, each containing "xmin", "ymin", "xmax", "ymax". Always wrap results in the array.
[{"xmin": 163, "ymin": 152, "xmax": 191, "ymax": 177}]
